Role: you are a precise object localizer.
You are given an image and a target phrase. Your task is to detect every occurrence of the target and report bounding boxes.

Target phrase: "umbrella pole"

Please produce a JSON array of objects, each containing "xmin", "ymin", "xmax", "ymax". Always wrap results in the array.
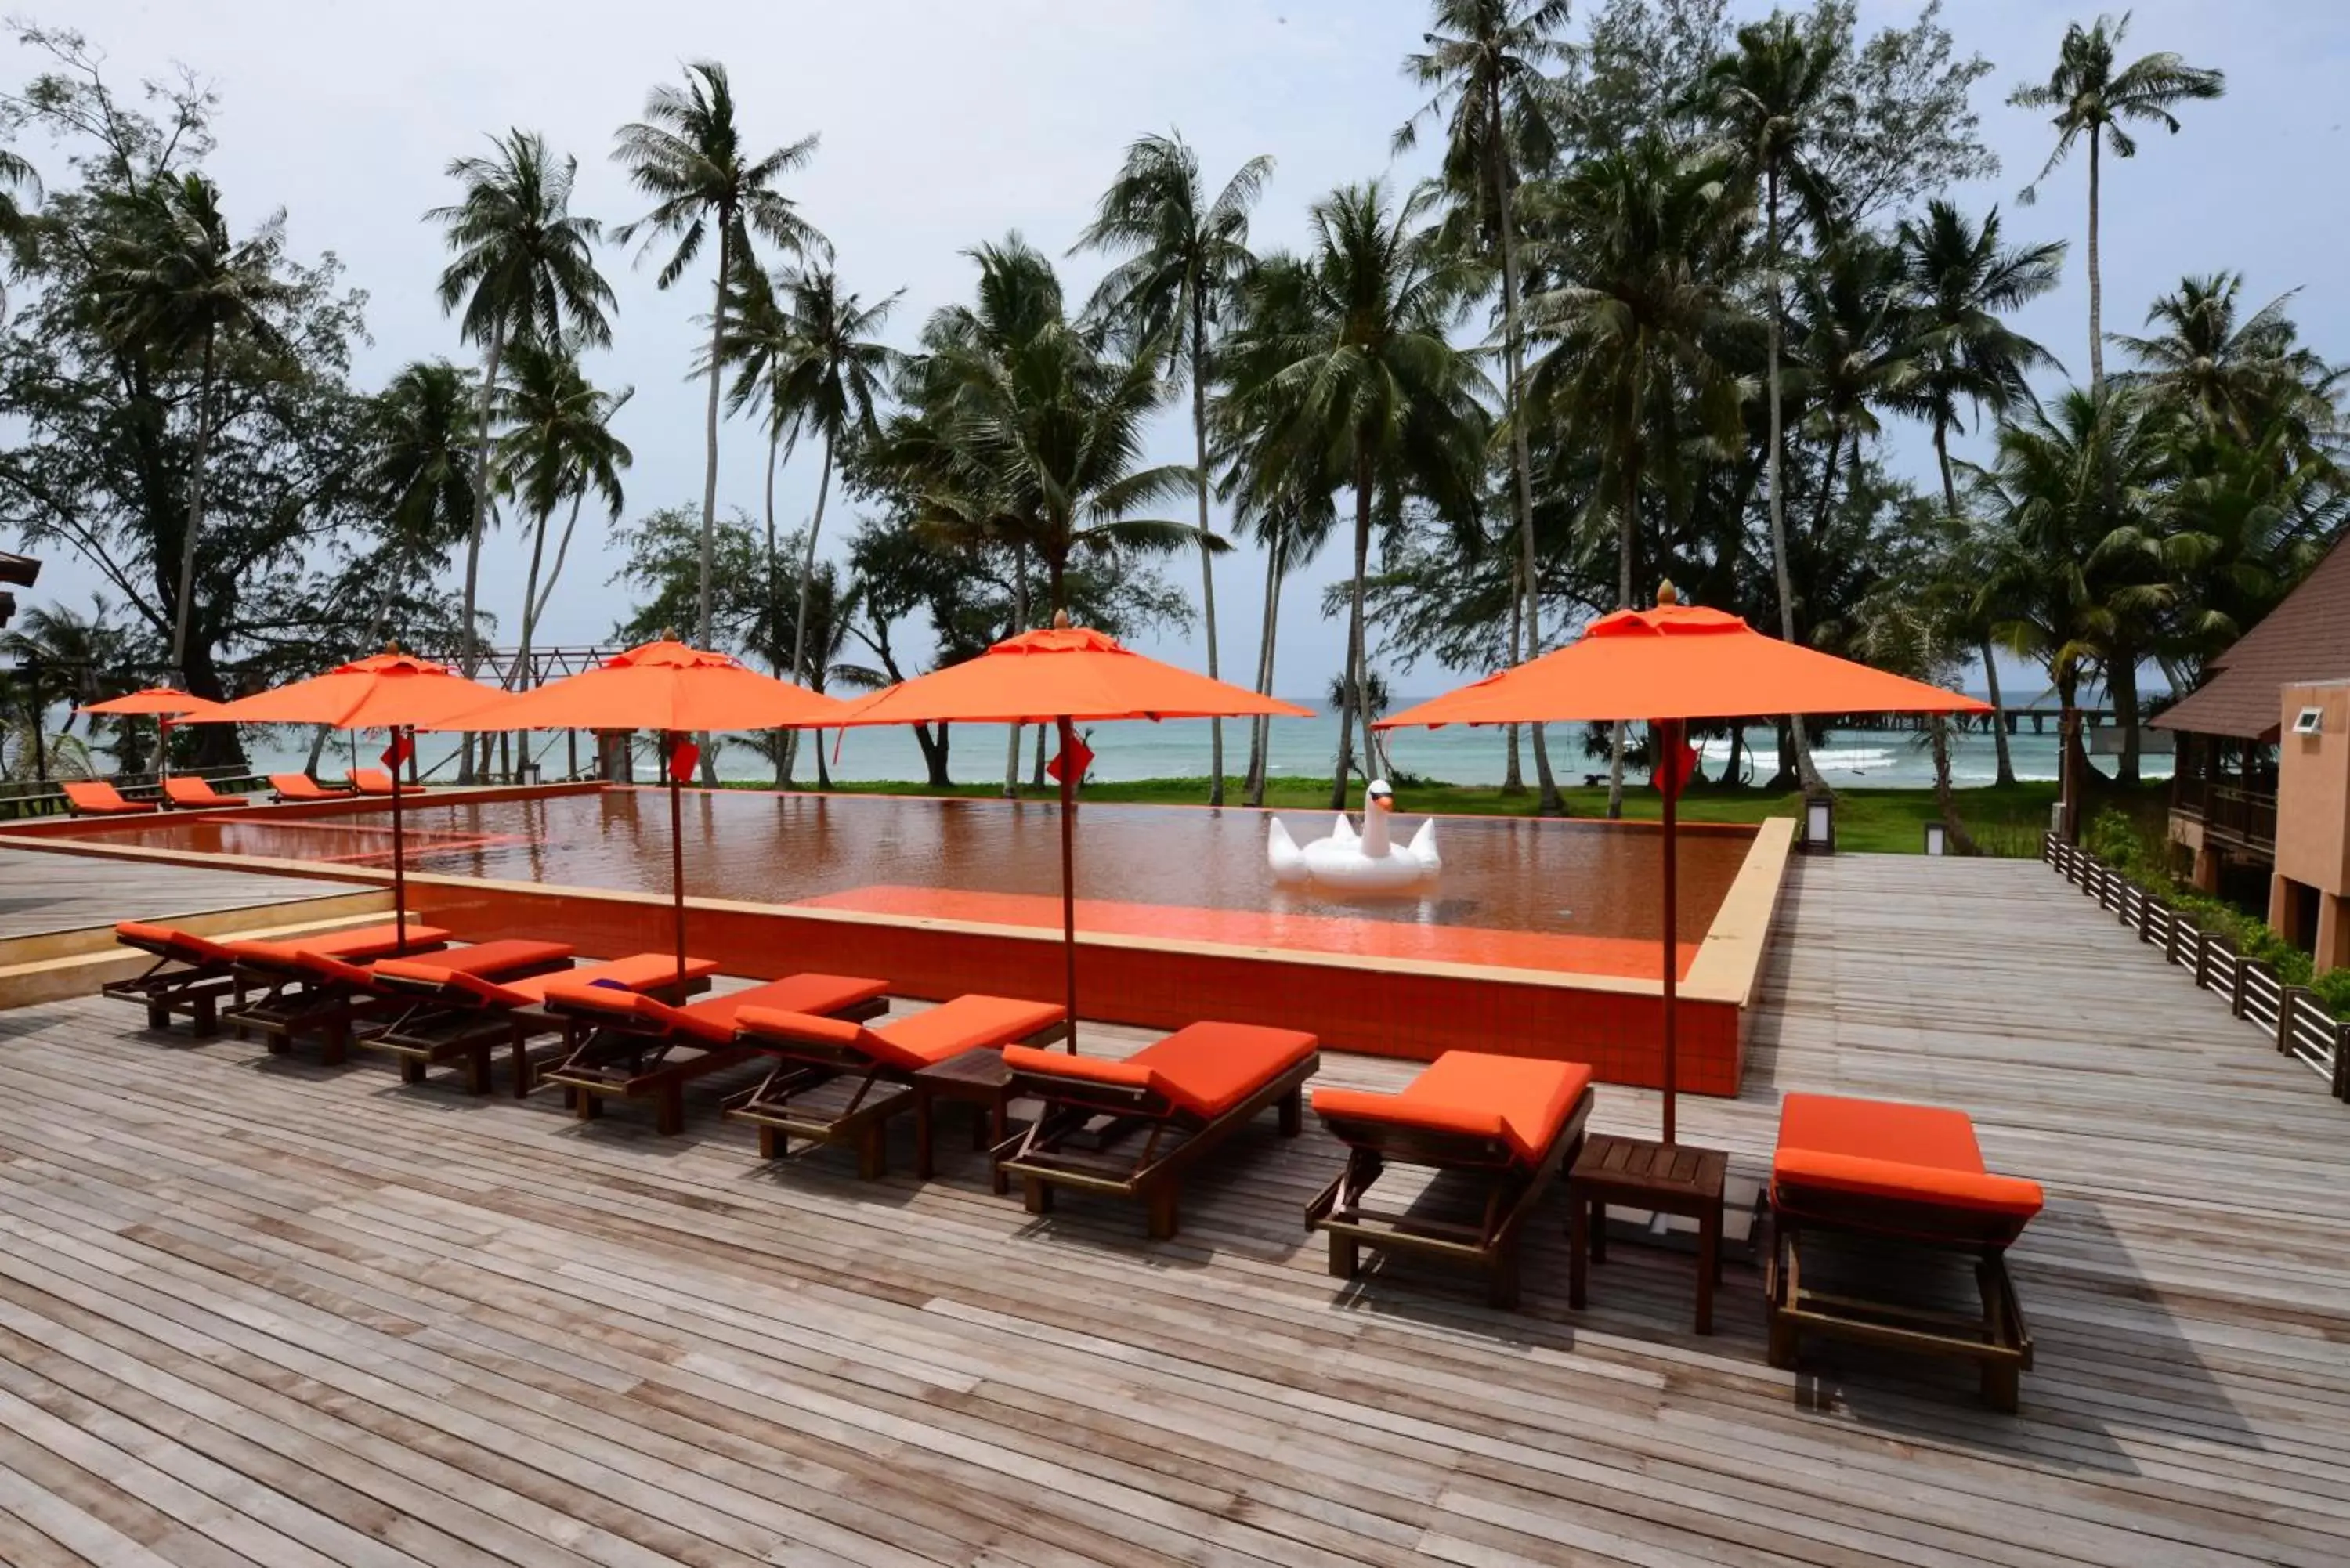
[
  {"xmin": 391, "ymin": 725, "xmax": 409, "ymax": 955},
  {"xmin": 669, "ymin": 734, "xmax": 687, "ymax": 980},
  {"xmin": 1660, "ymin": 717, "xmax": 1679, "ymax": 1147},
  {"xmin": 1058, "ymin": 716, "xmax": 1078, "ymax": 1053},
  {"xmin": 157, "ymin": 716, "xmax": 170, "ymax": 782}
]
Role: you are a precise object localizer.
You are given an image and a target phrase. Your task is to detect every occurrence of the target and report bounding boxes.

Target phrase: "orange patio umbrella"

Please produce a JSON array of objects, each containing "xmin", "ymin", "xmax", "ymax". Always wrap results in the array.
[
  {"xmin": 76, "ymin": 687, "xmax": 224, "ymax": 778},
  {"xmin": 186, "ymin": 648, "xmax": 503, "ymax": 953},
  {"xmin": 832, "ymin": 616, "xmax": 1311, "ymax": 1048},
  {"xmin": 1378, "ymin": 583, "xmax": 1988, "ymax": 1144},
  {"xmin": 424, "ymin": 638, "xmax": 853, "ymax": 974}
]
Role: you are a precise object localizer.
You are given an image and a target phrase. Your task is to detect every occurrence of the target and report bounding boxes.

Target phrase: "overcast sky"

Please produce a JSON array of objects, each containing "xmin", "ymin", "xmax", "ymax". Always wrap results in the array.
[{"xmin": 16, "ymin": 0, "xmax": 2349, "ymax": 701}]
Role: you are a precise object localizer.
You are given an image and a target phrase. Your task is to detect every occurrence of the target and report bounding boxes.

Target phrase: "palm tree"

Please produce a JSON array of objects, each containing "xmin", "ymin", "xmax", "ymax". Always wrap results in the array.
[
  {"xmin": 0, "ymin": 149, "xmax": 42, "ymax": 314},
  {"xmin": 1226, "ymin": 187, "xmax": 1488, "ymax": 807},
  {"xmin": 496, "ymin": 336, "xmax": 633, "ymax": 717},
  {"xmin": 360, "ymin": 359, "xmax": 480, "ymax": 641},
  {"xmin": 1684, "ymin": 16, "xmax": 1849, "ymax": 798},
  {"xmin": 1401, "ymin": 0, "xmax": 1572, "ymax": 813},
  {"xmin": 613, "ymin": 61, "xmax": 827, "ymax": 654},
  {"xmin": 1897, "ymin": 200, "xmax": 2063, "ymax": 786},
  {"xmin": 93, "ymin": 172, "xmax": 295, "ymax": 682},
  {"xmin": 2111, "ymin": 272, "xmax": 2338, "ymax": 449},
  {"xmin": 428, "ymin": 130, "xmax": 615, "ymax": 710},
  {"xmin": 1788, "ymin": 235, "xmax": 1920, "ymax": 591},
  {"xmin": 756, "ymin": 269, "xmax": 898, "ymax": 784},
  {"xmin": 1074, "ymin": 130, "xmax": 1271, "ymax": 806},
  {"xmin": 1523, "ymin": 142, "xmax": 1749, "ymax": 815},
  {"xmin": 2009, "ymin": 13, "xmax": 2225, "ymax": 391}
]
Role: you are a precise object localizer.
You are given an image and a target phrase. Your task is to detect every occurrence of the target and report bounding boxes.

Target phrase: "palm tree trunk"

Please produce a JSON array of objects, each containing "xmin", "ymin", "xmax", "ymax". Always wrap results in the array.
[
  {"xmin": 693, "ymin": 228, "xmax": 731, "ymax": 786},
  {"xmin": 169, "ymin": 325, "xmax": 217, "ymax": 682},
  {"xmin": 515, "ymin": 501, "xmax": 553, "ymax": 782},
  {"xmin": 785, "ymin": 432, "xmax": 837, "ymax": 786},
  {"xmin": 1502, "ymin": 569, "xmax": 1524, "ymax": 794},
  {"xmin": 459, "ymin": 323, "xmax": 506, "ymax": 784},
  {"xmin": 1933, "ymin": 420, "xmax": 2016, "ymax": 786},
  {"xmin": 765, "ymin": 422, "xmax": 788, "ymax": 787},
  {"xmin": 2110, "ymin": 646, "xmax": 2142, "ymax": 785},
  {"xmin": 1494, "ymin": 137, "xmax": 1559, "ymax": 815},
  {"xmin": 1929, "ymin": 717, "xmax": 1979, "ymax": 854},
  {"xmin": 1245, "ymin": 536, "xmax": 1281, "ymax": 807},
  {"xmin": 1762, "ymin": 169, "xmax": 1825, "ymax": 797},
  {"xmin": 1332, "ymin": 459, "xmax": 1372, "ymax": 811},
  {"xmin": 1191, "ymin": 305, "xmax": 1224, "ymax": 806},
  {"xmin": 2087, "ymin": 134, "xmax": 2103, "ymax": 392},
  {"xmin": 1607, "ymin": 417, "xmax": 1636, "ymax": 821},
  {"xmin": 1003, "ymin": 553, "xmax": 1029, "ymax": 798}
]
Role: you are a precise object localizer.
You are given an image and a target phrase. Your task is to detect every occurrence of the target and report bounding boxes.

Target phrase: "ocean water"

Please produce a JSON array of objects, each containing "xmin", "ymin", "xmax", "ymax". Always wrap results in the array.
[{"xmin": 231, "ymin": 700, "xmax": 2162, "ymax": 791}]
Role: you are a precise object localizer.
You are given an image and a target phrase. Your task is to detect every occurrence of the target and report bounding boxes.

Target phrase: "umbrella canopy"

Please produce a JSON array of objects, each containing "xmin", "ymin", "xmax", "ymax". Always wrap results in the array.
[
  {"xmin": 184, "ymin": 648, "xmax": 504, "ymax": 951},
  {"xmin": 78, "ymin": 687, "xmax": 224, "ymax": 719},
  {"xmin": 1379, "ymin": 593, "xmax": 1987, "ymax": 731},
  {"xmin": 422, "ymin": 638, "xmax": 854, "ymax": 975},
  {"xmin": 834, "ymin": 619, "xmax": 1311, "ymax": 1048},
  {"xmin": 1376, "ymin": 583, "xmax": 1988, "ymax": 1145},
  {"xmin": 437, "ymin": 638, "xmax": 848, "ymax": 734}
]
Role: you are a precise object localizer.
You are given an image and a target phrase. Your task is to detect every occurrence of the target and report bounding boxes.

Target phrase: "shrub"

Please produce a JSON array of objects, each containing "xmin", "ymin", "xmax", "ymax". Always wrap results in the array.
[{"xmin": 2081, "ymin": 807, "xmax": 2326, "ymax": 1005}]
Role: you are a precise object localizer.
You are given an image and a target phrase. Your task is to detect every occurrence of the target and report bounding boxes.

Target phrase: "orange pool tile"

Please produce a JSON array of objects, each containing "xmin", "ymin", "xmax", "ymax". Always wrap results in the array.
[{"xmin": 790, "ymin": 883, "xmax": 1700, "ymax": 981}]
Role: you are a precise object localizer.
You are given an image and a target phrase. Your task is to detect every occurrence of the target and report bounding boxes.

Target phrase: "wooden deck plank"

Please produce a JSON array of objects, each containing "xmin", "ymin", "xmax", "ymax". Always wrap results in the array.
[{"xmin": 0, "ymin": 853, "xmax": 2344, "ymax": 1565}]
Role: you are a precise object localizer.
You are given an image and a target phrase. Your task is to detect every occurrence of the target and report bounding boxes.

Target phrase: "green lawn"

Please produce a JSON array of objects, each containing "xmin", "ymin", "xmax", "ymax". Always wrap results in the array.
[{"xmin": 732, "ymin": 774, "xmax": 2120, "ymax": 856}]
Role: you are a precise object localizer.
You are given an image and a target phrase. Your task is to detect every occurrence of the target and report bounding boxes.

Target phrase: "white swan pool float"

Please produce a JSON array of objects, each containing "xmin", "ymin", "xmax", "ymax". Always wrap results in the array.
[{"xmin": 1267, "ymin": 781, "xmax": 1441, "ymax": 894}]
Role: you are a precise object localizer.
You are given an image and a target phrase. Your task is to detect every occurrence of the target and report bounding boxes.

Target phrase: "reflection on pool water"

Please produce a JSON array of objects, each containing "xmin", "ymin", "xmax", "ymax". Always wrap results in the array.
[{"xmin": 103, "ymin": 789, "xmax": 1757, "ymax": 980}]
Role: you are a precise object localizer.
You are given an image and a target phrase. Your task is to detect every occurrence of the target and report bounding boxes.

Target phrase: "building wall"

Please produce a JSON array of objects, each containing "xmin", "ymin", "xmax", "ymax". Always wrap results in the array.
[{"xmin": 2270, "ymin": 682, "xmax": 2350, "ymax": 970}]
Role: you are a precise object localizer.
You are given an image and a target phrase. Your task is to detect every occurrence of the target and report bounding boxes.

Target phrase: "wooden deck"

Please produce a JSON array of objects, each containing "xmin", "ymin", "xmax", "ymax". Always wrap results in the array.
[
  {"xmin": 0, "ymin": 845, "xmax": 346, "ymax": 941},
  {"xmin": 0, "ymin": 853, "xmax": 2343, "ymax": 1566}
]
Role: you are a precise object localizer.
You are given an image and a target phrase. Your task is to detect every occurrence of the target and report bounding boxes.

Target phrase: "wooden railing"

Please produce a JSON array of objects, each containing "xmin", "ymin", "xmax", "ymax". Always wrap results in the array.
[{"xmin": 2044, "ymin": 834, "xmax": 2349, "ymax": 1100}]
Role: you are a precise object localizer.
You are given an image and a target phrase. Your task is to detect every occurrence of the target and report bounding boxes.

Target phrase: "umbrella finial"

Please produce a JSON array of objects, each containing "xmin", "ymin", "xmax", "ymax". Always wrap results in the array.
[
  {"xmin": 660, "ymin": 626, "xmax": 677, "ymax": 642},
  {"xmin": 1052, "ymin": 609, "xmax": 1072, "ymax": 630},
  {"xmin": 384, "ymin": 638, "xmax": 400, "ymax": 655},
  {"xmin": 1656, "ymin": 580, "xmax": 1679, "ymax": 608}
]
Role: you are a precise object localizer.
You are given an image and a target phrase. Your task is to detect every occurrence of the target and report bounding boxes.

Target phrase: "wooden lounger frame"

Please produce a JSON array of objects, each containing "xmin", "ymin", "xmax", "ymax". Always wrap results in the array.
[
  {"xmin": 996, "ymin": 1050, "xmax": 1321, "ymax": 1240},
  {"xmin": 360, "ymin": 957, "xmax": 629, "ymax": 1097},
  {"xmin": 535, "ymin": 984, "xmax": 853, "ymax": 1136},
  {"xmin": 220, "ymin": 961, "xmax": 386, "ymax": 1064},
  {"xmin": 1303, "ymin": 1086, "xmax": 1595, "ymax": 1309},
  {"xmin": 725, "ymin": 1019, "xmax": 1068, "ymax": 1178},
  {"xmin": 1766, "ymin": 1191, "xmax": 2035, "ymax": 1412},
  {"xmin": 100, "ymin": 948, "xmax": 251, "ymax": 1038}
]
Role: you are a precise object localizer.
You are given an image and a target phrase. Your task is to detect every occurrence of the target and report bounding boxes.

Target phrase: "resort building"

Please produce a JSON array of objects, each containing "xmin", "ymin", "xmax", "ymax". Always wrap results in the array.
[
  {"xmin": 0, "ymin": 548, "xmax": 34, "ymax": 627},
  {"xmin": 2157, "ymin": 533, "xmax": 2350, "ymax": 969}
]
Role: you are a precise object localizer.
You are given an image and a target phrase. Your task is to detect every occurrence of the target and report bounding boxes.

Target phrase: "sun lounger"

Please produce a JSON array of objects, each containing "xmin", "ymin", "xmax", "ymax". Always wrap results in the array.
[
  {"xmin": 346, "ymin": 768, "xmax": 417, "ymax": 797},
  {"xmin": 1304, "ymin": 1053, "xmax": 1596, "ymax": 1308},
  {"xmin": 536, "ymin": 972, "xmax": 887, "ymax": 1135},
  {"xmin": 366, "ymin": 951, "xmax": 721, "ymax": 1097},
  {"xmin": 161, "ymin": 775, "xmax": 251, "ymax": 809},
  {"xmin": 726, "ymin": 995, "xmax": 1068, "ymax": 1177},
  {"xmin": 1766, "ymin": 1093, "xmax": 2045, "ymax": 1412},
  {"xmin": 996, "ymin": 1023, "xmax": 1320, "ymax": 1239},
  {"xmin": 61, "ymin": 780, "xmax": 157, "ymax": 816},
  {"xmin": 269, "ymin": 772, "xmax": 352, "ymax": 803},
  {"xmin": 222, "ymin": 936, "xmax": 568, "ymax": 1064},
  {"xmin": 104, "ymin": 919, "xmax": 450, "ymax": 1036}
]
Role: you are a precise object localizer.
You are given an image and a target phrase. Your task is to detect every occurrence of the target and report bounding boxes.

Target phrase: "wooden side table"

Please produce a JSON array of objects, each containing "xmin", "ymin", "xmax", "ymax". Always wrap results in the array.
[
  {"xmin": 913, "ymin": 1047, "xmax": 1018, "ymax": 1192},
  {"xmin": 1567, "ymin": 1134, "xmax": 1728, "ymax": 1334}
]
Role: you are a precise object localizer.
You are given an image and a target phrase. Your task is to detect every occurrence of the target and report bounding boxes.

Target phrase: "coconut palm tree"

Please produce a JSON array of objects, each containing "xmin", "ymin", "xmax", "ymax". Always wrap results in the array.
[
  {"xmin": 2009, "ymin": 13, "xmax": 2225, "ymax": 391},
  {"xmin": 1896, "ymin": 200, "xmax": 2063, "ymax": 785},
  {"xmin": 613, "ymin": 61, "xmax": 827, "ymax": 655},
  {"xmin": 1523, "ymin": 141, "xmax": 1749, "ymax": 815},
  {"xmin": 1225, "ymin": 187, "xmax": 1488, "ymax": 808},
  {"xmin": 360, "ymin": 359, "xmax": 480, "ymax": 639},
  {"xmin": 1074, "ymin": 130, "xmax": 1271, "ymax": 806},
  {"xmin": 2111, "ymin": 272, "xmax": 2339, "ymax": 451},
  {"xmin": 1400, "ymin": 0, "xmax": 1571, "ymax": 812},
  {"xmin": 754, "ymin": 268, "xmax": 899, "ymax": 785},
  {"xmin": 1788, "ymin": 235, "xmax": 1920, "ymax": 584},
  {"xmin": 428, "ymin": 130, "xmax": 615, "ymax": 712},
  {"xmin": 92, "ymin": 172, "xmax": 295, "ymax": 682},
  {"xmin": 1683, "ymin": 14, "xmax": 1848, "ymax": 796},
  {"xmin": 496, "ymin": 336, "xmax": 632, "ymax": 712}
]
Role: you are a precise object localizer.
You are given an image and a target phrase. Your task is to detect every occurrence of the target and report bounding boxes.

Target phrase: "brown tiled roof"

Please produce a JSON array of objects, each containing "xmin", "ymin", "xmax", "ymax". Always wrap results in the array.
[
  {"xmin": 0, "ymin": 551, "xmax": 37, "ymax": 587},
  {"xmin": 2157, "ymin": 533, "xmax": 2350, "ymax": 740}
]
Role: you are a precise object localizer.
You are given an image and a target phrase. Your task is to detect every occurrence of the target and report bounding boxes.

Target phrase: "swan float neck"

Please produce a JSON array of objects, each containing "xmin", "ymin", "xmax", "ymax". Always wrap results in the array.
[{"xmin": 1266, "ymin": 779, "xmax": 1440, "ymax": 894}]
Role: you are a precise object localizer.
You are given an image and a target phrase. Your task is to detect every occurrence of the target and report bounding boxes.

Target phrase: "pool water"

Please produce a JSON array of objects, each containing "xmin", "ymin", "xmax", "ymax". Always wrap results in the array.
[{"xmin": 105, "ymin": 789, "xmax": 1756, "ymax": 980}]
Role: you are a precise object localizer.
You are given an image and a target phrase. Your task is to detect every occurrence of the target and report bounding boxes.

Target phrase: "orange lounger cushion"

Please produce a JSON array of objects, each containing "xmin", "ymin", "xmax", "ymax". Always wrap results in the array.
[
  {"xmin": 63, "ymin": 781, "xmax": 154, "ymax": 815},
  {"xmin": 360, "ymin": 938, "xmax": 571, "ymax": 980},
  {"xmin": 373, "ymin": 952, "xmax": 718, "ymax": 1010},
  {"xmin": 162, "ymin": 776, "xmax": 247, "ymax": 808},
  {"xmin": 737, "ymin": 994, "xmax": 1064, "ymax": 1073},
  {"xmin": 1006, "ymin": 1021, "xmax": 1320, "ymax": 1120},
  {"xmin": 116, "ymin": 920, "xmax": 235, "ymax": 966},
  {"xmin": 349, "ymin": 768, "xmax": 418, "ymax": 796},
  {"xmin": 268, "ymin": 773, "xmax": 348, "ymax": 800},
  {"xmin": 1312, "ymin": 1053, "xmax": 1594, "ymax": 1165},
  {"xmin": 1773, "ymin": 1093, "xmax": 2044, "ymax": 1220},
  {"xmin": 135, "ymin": 920, "xmax": 449, "ymax": 969},
  {"xmin": 546, "ymin": 971, "xmax": 882, "ymax": 1044}
]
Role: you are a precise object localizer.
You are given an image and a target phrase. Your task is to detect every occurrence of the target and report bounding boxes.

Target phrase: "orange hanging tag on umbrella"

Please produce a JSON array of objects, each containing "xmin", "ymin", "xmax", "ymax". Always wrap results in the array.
[
  {"xmin": 381, "ymin": 732, "xmax": 414, "ymax": 769},
  {"xmin": 1649, "ymin": 730, "xmax": 1699, "ymax": 797},
  {"xmin": 1045, "ymin": 733, "xmax": 1094, "ymax": 786},
  {"xmin": 667, "ymin": 738, "xmax": 700, "ymax": 783}
]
